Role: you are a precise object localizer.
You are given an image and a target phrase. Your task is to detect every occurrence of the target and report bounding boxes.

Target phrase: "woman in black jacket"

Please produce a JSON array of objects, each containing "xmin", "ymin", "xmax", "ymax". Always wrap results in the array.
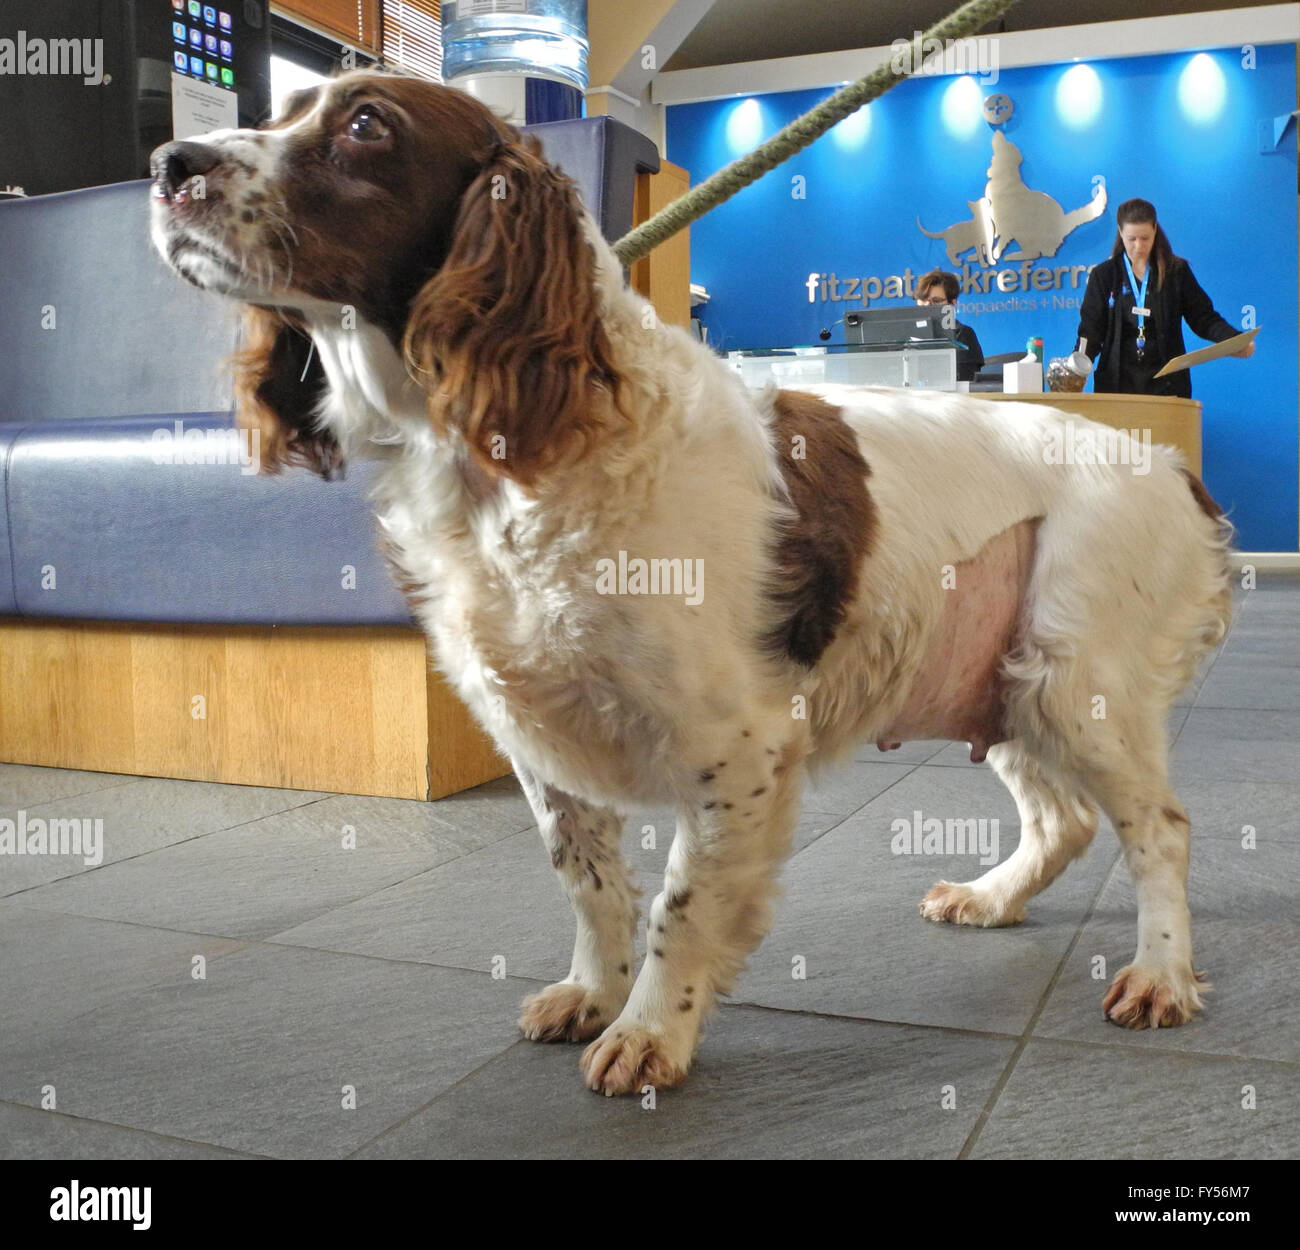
[{"xmin": 1076, "ymin": 198, "xmax": 1253, "ymax": 398}]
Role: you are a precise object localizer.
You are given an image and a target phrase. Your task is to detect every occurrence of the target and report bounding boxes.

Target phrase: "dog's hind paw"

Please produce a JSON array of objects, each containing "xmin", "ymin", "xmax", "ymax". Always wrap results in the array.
[
  {"xmin": 518, "ymin": 982, "xmax": 616, "ymax": 1043},
  {"xmin": 919, "ymin": 881, "xmax": 1026, "ymax": 927}
]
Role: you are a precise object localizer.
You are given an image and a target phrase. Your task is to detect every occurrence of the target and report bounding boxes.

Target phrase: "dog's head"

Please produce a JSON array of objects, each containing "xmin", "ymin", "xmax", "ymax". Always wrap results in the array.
[{"xmin": 150, "ymin": 71, "xmax": 621, "ymax": 483}]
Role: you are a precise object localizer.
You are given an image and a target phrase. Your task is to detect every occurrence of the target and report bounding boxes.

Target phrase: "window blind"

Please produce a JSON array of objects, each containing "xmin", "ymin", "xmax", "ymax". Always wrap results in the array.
[
  {"xmin": 274, "ymin": 2, "xmax": 382, "ymax": 56},
  {"xmin": 382, "ymin": 1, "xmax": 442, "ymax": 82}
]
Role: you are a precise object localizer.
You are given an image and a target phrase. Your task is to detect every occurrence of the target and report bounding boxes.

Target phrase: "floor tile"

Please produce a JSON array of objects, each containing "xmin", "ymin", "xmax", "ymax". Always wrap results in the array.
[
  {"xmin": 969, "ymin": 1040, "xmax": 1300, "ymax": 1159},
  {"xmin": 0, "ymin": 777, "xmax": 325, "ymax": 898},
  {"xmin": 0, "ymin": 763, "xmax": 135, "ymax": 811},
  {"xmin": 354, "ymin": 1005, "xmax": 1018, "ymax": 1159},
  {"xmin": 1172, "ymin": 710, "xmax": 1300, "ymax": 784},
  {"xmin": 13, "ymin": 795, "xmax": 487, "ymax": 941},
  {"xmin": 0, "ymin": 903, "xmax": 245, "ymax": 1039},
  {"xmin": 0, "ymin": 945, "xmax": 523, "ymax": 1159},
  {"xmin": 0, "ymin": 1101, "xmax": 255, "ymax": 1160},
  {"xmin": 1193, "ymin": 661, "xmax": 1300, "ymax": 711}
]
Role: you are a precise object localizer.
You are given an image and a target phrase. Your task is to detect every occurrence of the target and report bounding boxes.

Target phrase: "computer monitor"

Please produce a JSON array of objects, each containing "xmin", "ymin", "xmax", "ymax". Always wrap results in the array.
[{"xmin": 844, "ymin": 306, "xmax": 953, "ymax": 346}]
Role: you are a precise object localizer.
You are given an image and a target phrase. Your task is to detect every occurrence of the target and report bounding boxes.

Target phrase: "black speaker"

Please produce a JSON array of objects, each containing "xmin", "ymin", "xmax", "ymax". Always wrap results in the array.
[{"xmin": 0, "ymin": 0, "xmax": 271, "ymax": 197}]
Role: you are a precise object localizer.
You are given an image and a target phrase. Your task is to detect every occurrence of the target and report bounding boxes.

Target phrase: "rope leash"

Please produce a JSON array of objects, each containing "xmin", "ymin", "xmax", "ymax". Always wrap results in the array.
[{"xmin": 612, "ymin": 0, "xmax": 1023, "ymax": 267}]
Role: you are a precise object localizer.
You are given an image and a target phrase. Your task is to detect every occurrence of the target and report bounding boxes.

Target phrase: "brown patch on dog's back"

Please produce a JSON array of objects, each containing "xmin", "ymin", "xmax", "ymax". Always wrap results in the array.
[
  {"xmin": 1179, "ymin": 468, "xmax": 1225, "ymax": 522},
  {"xmin": 766, "ymin": 390, "xmax": 877, "ymax": 666}
]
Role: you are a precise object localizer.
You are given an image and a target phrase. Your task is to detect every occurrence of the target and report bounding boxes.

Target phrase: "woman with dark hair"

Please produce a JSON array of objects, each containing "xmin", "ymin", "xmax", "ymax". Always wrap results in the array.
[
  {"xmin": 1076, "ymin": 198, "xmax": 1253, "ymax": 397},
  {"xmin": 915, "ymin": 268, "xmax": 984, "ymax": 383}
]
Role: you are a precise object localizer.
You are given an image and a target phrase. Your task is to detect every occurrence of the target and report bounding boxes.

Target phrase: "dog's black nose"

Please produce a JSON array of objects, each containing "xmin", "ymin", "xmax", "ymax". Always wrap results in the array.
[{"xmin": 151, "ymin": 141, "xmax": 223, "ymax": 199}]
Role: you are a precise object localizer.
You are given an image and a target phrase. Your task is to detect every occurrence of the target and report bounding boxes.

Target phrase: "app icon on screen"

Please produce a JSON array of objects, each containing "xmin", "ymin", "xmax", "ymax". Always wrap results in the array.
[
  {"xmin": 221, "ymin": 68, "xmax": 235, "ymax": 87},
  {"xmin": 173, "ymin": 0, "xmax": 185, "ymax": 10},
  {"xmin": 219, "ymin": 12, "xmax": 233, "ymax": 31},
  {"xmin": 188, "ymin": 1, "xmax": 201, "ymax": 16},
  {"xmin": 189, "ymin": 29, "xmax": 201, "ymax": 47},
  {"xmin": 190, "ymin": 55, "xmax": 204, "ymax": 75},
  {"xmin": 205, "ymin": 34, "xmax": 218, "ymax": 53},
  {"xmin": 206, "ymin": 62, "xmax": 219, "ymax": 79},
  {"xmin": 220, "ymin": 41, "xmax": 233, "ymax": 60},
  {"xmin": 173, "ymin": 21, "xmax": 186, "ymax": 42},
  {"xmin": 204, "ymin": 5, "xmax": 217, "ymax": 23},
  {"xmin": 173, "ymin": 50, "xmax": 189, "ymax": 72}
]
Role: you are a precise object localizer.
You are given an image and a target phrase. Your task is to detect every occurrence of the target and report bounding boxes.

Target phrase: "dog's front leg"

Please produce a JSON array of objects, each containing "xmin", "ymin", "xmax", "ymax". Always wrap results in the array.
[
  {"xmin": 513, "ymin": 763, "xmax": 640, "ymax": 1043},
  {"xmin": 580, "ymin": 728, "xmax": 808, "ymax": 1096}
]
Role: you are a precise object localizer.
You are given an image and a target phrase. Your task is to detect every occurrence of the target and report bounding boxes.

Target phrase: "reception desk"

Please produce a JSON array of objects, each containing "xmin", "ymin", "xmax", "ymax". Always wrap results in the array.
[{"xmin": 983, "ymin": 391, "xmax": 1202, "ymax": 477}]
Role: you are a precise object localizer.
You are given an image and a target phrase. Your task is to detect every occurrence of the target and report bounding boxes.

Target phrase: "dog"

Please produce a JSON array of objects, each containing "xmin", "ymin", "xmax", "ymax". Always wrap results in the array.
[{"xmin": 150, "ymin": 71, "xmax": 1233, "ymax": 1096}]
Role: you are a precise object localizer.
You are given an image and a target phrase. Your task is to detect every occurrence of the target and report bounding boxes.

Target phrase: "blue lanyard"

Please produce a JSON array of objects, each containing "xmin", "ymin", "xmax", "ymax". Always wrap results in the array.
[{"xmin": 1122, "ymin": 253, "xmax": 1150, "ymax": 348}]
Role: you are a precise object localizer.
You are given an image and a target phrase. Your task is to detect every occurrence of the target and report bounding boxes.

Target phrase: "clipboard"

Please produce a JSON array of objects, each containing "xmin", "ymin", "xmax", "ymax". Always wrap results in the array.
[{"xmin": 1154, "ymin": 327, "xmax": 1259, "ymax": 378}]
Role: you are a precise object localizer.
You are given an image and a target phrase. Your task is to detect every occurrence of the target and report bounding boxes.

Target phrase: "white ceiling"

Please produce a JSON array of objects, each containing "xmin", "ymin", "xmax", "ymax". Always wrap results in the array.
[{"xmin": 665, "ymin": 0, "xmax": 1284, "ymax": 70}]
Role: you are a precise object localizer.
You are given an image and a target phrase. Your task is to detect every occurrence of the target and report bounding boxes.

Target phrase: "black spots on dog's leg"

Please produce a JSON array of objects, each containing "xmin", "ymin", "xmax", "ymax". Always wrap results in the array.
[
  {"xmin": 765, "ymin": 747, "xmax": 776, "ymax": 756},
  {"xmin": 655, "ymin": 924, "xmax": 665, "ymax": 934},
  {"xmin": 587, "ymin": 862, "xmax": 603, "ymax": 890},
  {"xmin": 699, "ymin": 769, "xmax": 716, "ymax": 783},
  {"xmin": 741, "ymin": 729, "xmax": 751, "ymax": 738},
  {"xmin": 651, "ymin": 948, "xmax": 664, "ymax": 958},
  {"xmin": 703, "ymin": 801, "xmax": 716, "ymax": 811},
  {"xmin": 684, "ymin": 985, "xmax": 694, "ymax": 994},
  {"xmin": 751, "ymin": 786, "xmax": 767, "ymax": 797},
  {"xmin": 665, "ymin": 887, "xmax": 692, "ymax": 913},
  {"xmin": 1118, "ymin": 820, "xmax": 1131, "ymax": 829},
  {"xmin": 1162, "ymin": 932, "xmax": 1171, "ymax": 940},
  {"xmin": 678, "ymin": 999, "xmax": 693, "ymax": 1012},
  {"xmin": 619, "ymin": 963, "xmax": 629, "ymax": 976},
  {"xmin": 715, "ymin": 761, "xmax": 728, "ymax": 769},
  {"xmin": 722, "ymin": 802, "xmax": 734, "ymax": 811},
  {"xmin": 550, "ymin": 843, "xmax": 567, "ymax": 869}
]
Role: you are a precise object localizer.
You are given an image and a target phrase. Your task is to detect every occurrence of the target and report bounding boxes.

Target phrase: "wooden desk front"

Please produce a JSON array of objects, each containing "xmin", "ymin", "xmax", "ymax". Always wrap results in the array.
[{"xmin": 982, "ymin": 391, "xmax": 1202, "ymax": 476}]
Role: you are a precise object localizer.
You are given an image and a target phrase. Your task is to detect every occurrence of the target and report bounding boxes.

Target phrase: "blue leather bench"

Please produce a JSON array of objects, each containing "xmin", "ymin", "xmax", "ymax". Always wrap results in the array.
[{"xmin": 0, "ymin": 115, "xmax": 659, "ymax": 628}]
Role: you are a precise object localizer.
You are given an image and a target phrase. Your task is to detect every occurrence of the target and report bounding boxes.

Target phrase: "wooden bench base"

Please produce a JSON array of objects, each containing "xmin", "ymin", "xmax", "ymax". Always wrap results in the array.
[{"xmin": 0, "ymin": 619, "xmax": 508, "ymax": 800}]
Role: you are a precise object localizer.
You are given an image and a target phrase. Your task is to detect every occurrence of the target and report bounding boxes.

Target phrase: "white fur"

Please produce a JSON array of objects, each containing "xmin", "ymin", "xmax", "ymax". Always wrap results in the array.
[
  {"xmin": 155, "ymin": 116, "xmax": 1234, "ymax": 1094},
  {"xmin": 298, "ymin": 224, "xmax": 1232, "ymax": 1094}
]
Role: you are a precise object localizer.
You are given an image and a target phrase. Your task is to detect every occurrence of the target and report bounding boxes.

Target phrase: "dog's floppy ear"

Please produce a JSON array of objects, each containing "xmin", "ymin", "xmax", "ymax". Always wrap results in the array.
[
  {"xmin": 402, "ymin": 134, "xmax": 622, "ymax": 487},
  {"xmin": 233, "ymin": 306, "xmax": 343, "ymax": 479}
]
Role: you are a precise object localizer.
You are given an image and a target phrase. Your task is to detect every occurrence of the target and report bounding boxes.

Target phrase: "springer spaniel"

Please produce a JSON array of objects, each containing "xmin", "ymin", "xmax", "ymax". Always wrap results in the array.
[{"xmin": 150, "ymin": 72, "xmax": 1233, "ymax": 1096}]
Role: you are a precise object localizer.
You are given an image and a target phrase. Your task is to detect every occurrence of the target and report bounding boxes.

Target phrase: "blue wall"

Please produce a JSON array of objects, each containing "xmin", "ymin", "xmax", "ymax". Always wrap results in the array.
[{"xmin": 667, "ymin": 45, "xmax": 1298, "ymax": 552}]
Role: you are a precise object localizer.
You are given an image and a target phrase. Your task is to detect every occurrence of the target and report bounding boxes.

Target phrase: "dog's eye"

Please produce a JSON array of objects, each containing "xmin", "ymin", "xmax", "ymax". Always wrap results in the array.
[{"xmin": 348, "ymin": 107, "xmax": 389, "ymax": 143}]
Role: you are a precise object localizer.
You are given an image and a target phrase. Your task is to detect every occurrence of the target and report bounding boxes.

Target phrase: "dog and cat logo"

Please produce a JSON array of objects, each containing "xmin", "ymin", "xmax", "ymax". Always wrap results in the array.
[{"xmin": 918, "ymin": 130, "xmax": 1108, "ymax": 266}]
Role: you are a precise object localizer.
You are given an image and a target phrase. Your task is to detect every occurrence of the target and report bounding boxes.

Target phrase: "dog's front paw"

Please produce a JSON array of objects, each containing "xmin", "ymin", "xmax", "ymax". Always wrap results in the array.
[
  {"xmin": 1102, "ymin": 964, "xmax": 1209, "ymax": 1029},
  {"xmin": 919, "ymin": 881, "xmax": 1025, "ymax": 927},
  {"xmin": 579, "ymin": 1025, "xmax": 690, "ymax": 1096},
  {"xmin": 518, "ymin": 982, "xmax": 617, "ymax": 1043}
]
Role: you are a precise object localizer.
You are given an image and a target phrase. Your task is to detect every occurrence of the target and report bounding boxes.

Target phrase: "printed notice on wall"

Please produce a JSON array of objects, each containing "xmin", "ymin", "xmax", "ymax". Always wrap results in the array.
[{"xmin": 171, "ymin": 72, "xmax": 238, "ymax": 142}]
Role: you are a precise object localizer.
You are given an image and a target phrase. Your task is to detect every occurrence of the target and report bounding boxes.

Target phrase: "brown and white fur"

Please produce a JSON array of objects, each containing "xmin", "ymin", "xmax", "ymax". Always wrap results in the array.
[{"xmin": 149, "ymin": 72, "xmax": 1233, "ymax": 1096}]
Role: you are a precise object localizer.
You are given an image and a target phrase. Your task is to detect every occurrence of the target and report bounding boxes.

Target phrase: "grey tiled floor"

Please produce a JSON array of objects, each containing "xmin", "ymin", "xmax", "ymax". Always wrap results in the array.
[{"xmin": 2, "ymin": 576, "xmax": 1297, "ymax": 1159}]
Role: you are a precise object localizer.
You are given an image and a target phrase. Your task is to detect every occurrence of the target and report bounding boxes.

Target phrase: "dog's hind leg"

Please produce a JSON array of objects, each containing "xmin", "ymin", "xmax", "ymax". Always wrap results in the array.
[
  {"xmin": 580, "ymin": 721, "xmax": 810, "ymax": 1096},
  {"xmin": 1006, "ymin": 653, "xmax": 1207, "ymax": 1028},
  {"xmin": 920, "ymin": 739, "xmax": 1099, "ymax": 927},
  {"xmin": 513, "ymin": 763, "xmax": 640, "ymax": 1044},
  {"xmin": 1063, "ymin": 724, "xmax": 1208, "ymax": 1030}
]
